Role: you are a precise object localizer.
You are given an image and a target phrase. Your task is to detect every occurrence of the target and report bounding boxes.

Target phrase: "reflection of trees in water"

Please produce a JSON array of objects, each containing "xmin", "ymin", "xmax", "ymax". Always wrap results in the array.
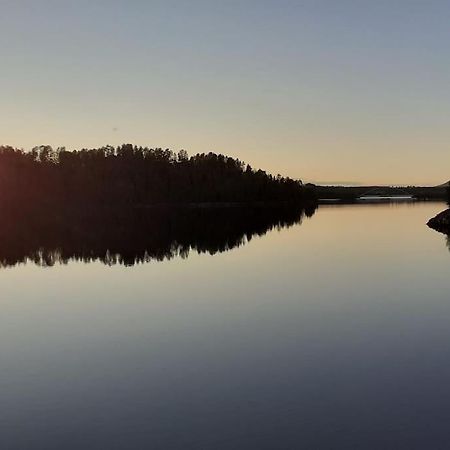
[
  {"xmin": 0, "ymin": 204, "xmax": 316, "ymax": 268},
  {"xmin": 433, "ymin": 228, "xmax": 450, "ymax": 253}
]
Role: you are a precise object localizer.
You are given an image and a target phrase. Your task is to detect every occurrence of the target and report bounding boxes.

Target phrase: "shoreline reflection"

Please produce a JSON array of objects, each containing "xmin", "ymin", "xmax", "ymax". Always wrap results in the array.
[{"xmin": 0, "ymin": 204, "xmax": 316, "ymax": 268}]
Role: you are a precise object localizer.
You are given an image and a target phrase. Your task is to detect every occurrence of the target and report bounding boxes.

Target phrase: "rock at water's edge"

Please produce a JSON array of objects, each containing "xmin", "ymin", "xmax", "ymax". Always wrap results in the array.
[{"xmin": 427, "ymin": 209, "xmax": 450, "ymax": 233}]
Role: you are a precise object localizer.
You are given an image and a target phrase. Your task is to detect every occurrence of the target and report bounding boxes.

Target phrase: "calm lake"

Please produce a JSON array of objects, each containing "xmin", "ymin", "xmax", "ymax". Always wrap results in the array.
[{"xmin": 1, "ymin": 201, "xmax": 450, "ymax": 449}]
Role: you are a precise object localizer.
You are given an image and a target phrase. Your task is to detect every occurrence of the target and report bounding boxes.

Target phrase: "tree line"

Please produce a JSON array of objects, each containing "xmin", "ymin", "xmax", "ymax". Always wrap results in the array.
[{"xmin": 0, "ymin": 145, "xmax": 316, "ymax": 210}]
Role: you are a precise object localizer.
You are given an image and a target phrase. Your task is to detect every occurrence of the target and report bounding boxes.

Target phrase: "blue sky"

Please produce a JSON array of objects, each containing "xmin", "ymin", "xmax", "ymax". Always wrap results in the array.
[{"xmin": 1, "ymin": 0, "xmax": 450, "ymax": 184}]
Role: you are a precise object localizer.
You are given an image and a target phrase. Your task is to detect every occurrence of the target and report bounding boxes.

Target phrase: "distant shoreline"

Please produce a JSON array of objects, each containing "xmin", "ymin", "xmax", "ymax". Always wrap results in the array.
[{"xmin": 313, "ymin": 185, "xmax": 448, "ymax": 202}]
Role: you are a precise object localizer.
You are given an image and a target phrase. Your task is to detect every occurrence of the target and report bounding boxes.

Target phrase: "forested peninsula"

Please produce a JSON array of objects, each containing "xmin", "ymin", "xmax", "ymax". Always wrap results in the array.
[{"xmin": 0, "ymin": 145, "xmax": 316, "ymax": 209}]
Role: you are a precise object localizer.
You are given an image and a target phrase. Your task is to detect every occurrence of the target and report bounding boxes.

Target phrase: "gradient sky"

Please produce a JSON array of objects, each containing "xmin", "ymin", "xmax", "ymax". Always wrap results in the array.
[{"xmin": 1, "ymin": 0, "xmax": 449, "ymax": 185}]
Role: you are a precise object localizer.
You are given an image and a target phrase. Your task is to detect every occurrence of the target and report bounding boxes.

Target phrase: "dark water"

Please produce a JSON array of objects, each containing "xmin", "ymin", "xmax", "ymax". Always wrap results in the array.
[{"xmin": 1, "ymin": 202, "xmax": 450, "ymax": 449}]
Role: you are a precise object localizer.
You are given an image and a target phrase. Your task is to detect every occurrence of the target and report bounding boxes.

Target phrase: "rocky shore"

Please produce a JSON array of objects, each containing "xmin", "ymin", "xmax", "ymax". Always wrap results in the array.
[{"xmin": 427, "ymin": 209, "xmax": 450, "ymax": 233}]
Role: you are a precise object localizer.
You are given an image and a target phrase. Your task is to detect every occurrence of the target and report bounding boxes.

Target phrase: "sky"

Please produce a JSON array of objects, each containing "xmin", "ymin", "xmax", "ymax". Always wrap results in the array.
[{"xmin": 1, "ymin": 0, "xmax": 449, "ymax": 185}]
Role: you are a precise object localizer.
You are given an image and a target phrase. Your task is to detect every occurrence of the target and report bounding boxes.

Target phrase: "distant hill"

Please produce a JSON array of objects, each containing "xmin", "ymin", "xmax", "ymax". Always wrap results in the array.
[{"xmin": 436, "ymin": 181, "xmax": 450, "ymax": 187}]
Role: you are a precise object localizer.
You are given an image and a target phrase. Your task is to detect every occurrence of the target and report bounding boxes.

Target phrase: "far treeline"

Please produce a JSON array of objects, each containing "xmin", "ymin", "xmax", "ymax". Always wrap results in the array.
[
  {"xmin": 313, "ymin": 185, "xmax": 449, "ymax": 201},
  {"xmin": 0, "ymin": 145, "xmax": 316, "ymax": 209}
]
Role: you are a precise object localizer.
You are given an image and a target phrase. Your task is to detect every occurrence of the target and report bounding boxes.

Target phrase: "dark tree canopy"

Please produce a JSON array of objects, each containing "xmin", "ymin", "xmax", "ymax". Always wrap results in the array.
[{"xmin": 0, "ymin": 145, "xmax": 316, "ymax": 210}]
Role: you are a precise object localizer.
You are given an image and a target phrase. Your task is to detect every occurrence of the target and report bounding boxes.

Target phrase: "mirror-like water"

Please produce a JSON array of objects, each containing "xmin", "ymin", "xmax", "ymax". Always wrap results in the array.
[{"xmin": 1, "ymin": 202, "xmax": 449, "ymax": 449}]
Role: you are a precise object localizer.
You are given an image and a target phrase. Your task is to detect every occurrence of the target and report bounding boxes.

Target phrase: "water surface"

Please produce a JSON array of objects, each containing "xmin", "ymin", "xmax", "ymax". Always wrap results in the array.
[{"xmin": 1, "ymin": 202, "xmax": 449, "ymax": 449}]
